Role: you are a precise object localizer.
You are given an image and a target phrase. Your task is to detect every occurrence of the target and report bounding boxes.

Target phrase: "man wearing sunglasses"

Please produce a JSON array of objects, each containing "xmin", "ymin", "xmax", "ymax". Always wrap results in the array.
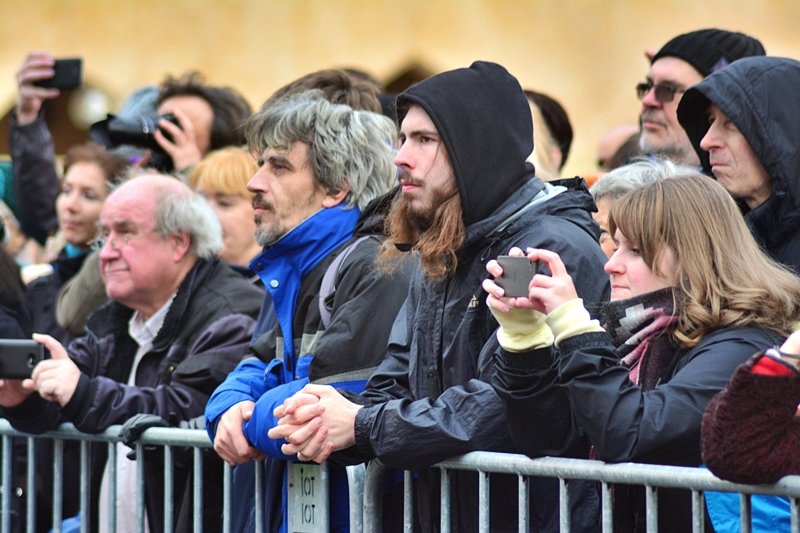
[{"xmin": 637, "ymin": 28, "xmax": 764, "ymax": 166}]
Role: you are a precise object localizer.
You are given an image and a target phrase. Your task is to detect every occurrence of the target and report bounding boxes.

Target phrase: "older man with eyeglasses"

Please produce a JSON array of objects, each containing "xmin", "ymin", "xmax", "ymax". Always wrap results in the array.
[
  {"xmin": 0, "ymin": 174, "xmax": 263, "ymax": 533},
  {"xmin": 637, "ymin": 28, "xmax": 765, "ymax": 166}
]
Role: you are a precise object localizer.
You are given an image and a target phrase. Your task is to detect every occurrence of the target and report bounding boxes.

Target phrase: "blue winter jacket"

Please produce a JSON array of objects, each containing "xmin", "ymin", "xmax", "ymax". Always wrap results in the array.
[{"xmin": 205, "ymin": 195, "xmax": 412, "ymax": 532}]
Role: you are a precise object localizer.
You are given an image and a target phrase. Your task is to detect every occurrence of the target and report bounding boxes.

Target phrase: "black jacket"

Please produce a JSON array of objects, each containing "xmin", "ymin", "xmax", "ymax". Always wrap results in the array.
[
  {"xmin": 494, "ymin": 325, "xmax": 781, "ymax": 532},
  {"xmin": 678, "ymin": 56, "xmax": 800, "ymax": 272},
  {"xmin": 337, "ymin": 61, "xmax": 610, "ymax": 532},
  {"xmin": 4, "ymin": 258, "xmax": 263, "ymax": 532},
  {"xmin": 9, "ymin": 113, "xmax": 60, "ymax": 245}
]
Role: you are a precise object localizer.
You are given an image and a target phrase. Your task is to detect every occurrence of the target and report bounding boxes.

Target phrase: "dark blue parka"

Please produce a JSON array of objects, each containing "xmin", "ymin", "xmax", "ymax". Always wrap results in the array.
[{"xmin": 678, "ymin": 56, "xmax": 800, "ymax": 272}]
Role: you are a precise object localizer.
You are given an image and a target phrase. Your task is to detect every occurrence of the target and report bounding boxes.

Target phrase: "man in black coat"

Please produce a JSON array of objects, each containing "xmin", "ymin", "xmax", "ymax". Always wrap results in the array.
[
  {"xmin": 0, "ymin": 174, "xmax": 263, "ymax": 532},
  {"xmin": 271, "ymin": 61, "xmax": 610, "ymax": 532}
]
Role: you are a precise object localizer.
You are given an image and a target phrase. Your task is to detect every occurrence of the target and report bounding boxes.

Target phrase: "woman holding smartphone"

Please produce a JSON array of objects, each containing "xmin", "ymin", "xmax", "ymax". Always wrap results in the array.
[{"xmin": 484, "ymin": 172, "xmax": 800, "ymax": 532}]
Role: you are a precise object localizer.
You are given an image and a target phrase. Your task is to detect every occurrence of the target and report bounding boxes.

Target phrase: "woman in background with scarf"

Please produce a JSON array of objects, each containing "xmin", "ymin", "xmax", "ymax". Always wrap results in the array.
[{"xmin": 485, "ymin": 172, "xmax": 800, "ymax": 532}]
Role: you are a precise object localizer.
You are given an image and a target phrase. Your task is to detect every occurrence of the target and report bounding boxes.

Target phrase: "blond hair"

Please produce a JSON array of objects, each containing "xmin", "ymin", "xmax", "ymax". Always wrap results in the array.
[
  {"xmin": 609, "ymin": 173, "xmax": 800, "ymax": 346},
  {"xmin": 187, "ymin": 146, "xmax": 256, "ymax": 197}
]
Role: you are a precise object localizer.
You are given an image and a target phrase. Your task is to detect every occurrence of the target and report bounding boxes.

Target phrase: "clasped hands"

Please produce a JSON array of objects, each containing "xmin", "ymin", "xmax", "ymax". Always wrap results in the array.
[{"xmin": 267, "ymin": 384, "xmax": 362, "ymax": 464}]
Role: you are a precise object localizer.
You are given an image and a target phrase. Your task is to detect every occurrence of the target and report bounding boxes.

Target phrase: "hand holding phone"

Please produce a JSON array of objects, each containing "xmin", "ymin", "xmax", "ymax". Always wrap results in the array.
[
  {"xmin": 495, "ymin": 255, "xmax": 537, "ymax": 298},
  {"xmin": 0, "ymin": 339, "xmax": 46, "ymax": 380},
  {"xmin": 33, "ymin": 58, "xmax": 83, "ymax": 90}
]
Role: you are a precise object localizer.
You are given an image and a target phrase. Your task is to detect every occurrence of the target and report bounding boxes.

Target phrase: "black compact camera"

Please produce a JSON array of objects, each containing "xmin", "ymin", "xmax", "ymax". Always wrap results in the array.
[{"xmin": 90, "ymin": 113, "xmax": 181, "ymax": 171}]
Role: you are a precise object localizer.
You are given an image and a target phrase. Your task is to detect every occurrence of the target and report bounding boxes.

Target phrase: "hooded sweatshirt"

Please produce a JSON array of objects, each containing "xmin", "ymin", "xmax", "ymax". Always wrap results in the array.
[
  {"xmin": 396, "ymin": 60, "xmax": 535, "ymax": 226},
  {"xmin": 337, "ymin": 61, "xmax": 609, "ymax": 532},
  {"xmin": 677, "ymin": 56, "xmax": 800, "ymax": 271}
]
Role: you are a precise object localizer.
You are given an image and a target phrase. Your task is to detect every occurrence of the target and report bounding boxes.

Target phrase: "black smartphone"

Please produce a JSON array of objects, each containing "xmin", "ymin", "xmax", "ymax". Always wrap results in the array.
[
  {"xmin": 34, "ymin": 58, "xmax": 83, "ymax": 90},
  {"xmin": 495, "ymin": 256, "xmax": 537, "ymax": 298},
  {"xmin": 0, "ymin": 339, "xmax": 45, "ymax": 379}
]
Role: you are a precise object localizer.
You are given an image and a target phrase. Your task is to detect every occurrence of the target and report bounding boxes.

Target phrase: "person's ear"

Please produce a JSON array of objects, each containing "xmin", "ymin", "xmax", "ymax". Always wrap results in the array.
[
  {"xmin": 170, "ymin": 232, "xmax": 192, "ymax": 261},
  {"xmin": 322, "ymin": 181, "xmax": 351, "ymax": 208}
]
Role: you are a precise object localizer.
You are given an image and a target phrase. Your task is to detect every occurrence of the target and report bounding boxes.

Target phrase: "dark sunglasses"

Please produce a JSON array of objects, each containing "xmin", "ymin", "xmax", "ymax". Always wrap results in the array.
[{"xmin": 636, "ymin": 82, "xmax": 686, "ymax": 104}]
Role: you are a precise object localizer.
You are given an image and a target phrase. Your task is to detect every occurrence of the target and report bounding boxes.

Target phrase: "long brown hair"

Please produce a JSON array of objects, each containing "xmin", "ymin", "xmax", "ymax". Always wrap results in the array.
[
  {"xmin": 609, "ymin": 173, "xmax": 800, "ymax": 347},
  {"xmin": 378, "ymin": 192, "xmax": 466, "ymax": 281}
]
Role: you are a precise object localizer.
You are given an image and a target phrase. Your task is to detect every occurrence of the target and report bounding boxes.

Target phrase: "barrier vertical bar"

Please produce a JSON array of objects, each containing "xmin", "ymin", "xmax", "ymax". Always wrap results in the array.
[
  {"xmin": 80, "ymin": 441, "xmax": 90, "ymax": 533},
  {"xmin": 601, "ymin": 481, "xmax": 613, "ymax": 533},
  {"xmin": 518, "ymin": 475, "xmax": 529, "ymax": 533},
  {"xmin": 2, "ymin": 435, "xmax": 12, "ymax": 533},
  {"xmin": 254, "ymin": 459, "xmax": 264, "ymax": 533},
  {"xmin": 26, "ymin": 437, "xmax": 36, "ymax": 533},
  {"xmin": 478, "ymin": 471, "xmax": 490, "ymax": 533},
  {"xmin": 559, "ymin": 477, "xmax": 571, "ymax": 533},
  {"xmin": 193, "ymin": 447, "xmax": 204, "ymax": 533},
  {"xmin": 164, "ymin": 445, "xmax": 173, "ymax": 533},
  {"xmin": 223, "ymin": 462, "xmax": 232, "ymax": 533},
  {"xmin": 645, "ymin": 485, "xmax": 657, "ymax": 532},
  {"xmin": 136, "ymin": 444, "xmax": 146, "ymax": 533},
  {"xmin": 440, "ymin": 468, "xmax": 451, "ymax": 532},
  {"xmin": 403, "ymin": 470, "xmax": 413, "ymax": 532},
  {"xmin": 108, "ymin": 442, "xmax": 117, "ymax": 532},
  {"xmin": 346, "ymin": 464, "xmax": 365, "ymax": 533},
  {"xmin": 739, "ymin": 493, "xmax": 752, "ymax": 533},
  {"xmin": 363, "ymin": 460, "xmax": 385, "ymax": 533},
  {"xmin": 691, "ymin": 489, "xmax": 704, "ymax": 533},
  {"xmin": 53, "ymin": 439, "xmax": 63, "ymax": 533}
]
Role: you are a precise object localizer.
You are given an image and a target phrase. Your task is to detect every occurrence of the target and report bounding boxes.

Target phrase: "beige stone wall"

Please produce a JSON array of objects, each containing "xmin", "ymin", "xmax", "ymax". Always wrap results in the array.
[{"xmin": 2, "ymin": 0, "xmax": 798, "ymax": 176}]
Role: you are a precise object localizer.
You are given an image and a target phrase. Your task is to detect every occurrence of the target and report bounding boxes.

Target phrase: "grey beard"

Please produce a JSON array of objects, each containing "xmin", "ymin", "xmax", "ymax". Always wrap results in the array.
[
  {"xmin": 639, "ymin": 135, "xmax": 699, "ymax": 166},
  {"xmin": 255, "ymin": 226, "xmax": 283, "ymax": 247}
]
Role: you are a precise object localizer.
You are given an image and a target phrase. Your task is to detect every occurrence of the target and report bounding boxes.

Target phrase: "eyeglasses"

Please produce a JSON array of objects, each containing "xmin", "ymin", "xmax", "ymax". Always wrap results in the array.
[
  {"xmin": 89, "ymin": 228, "xmax": 150, "ymax": 251},
  {"xmin": 636, "ymin": 82, "xmax": 686, "ymax": 104}
]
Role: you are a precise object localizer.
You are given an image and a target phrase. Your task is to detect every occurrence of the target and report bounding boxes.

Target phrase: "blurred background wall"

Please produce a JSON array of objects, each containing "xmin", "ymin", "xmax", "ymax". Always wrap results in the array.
[{"xmin": 1, "ymin": 0, "xmax": 798, "ymax": 177}]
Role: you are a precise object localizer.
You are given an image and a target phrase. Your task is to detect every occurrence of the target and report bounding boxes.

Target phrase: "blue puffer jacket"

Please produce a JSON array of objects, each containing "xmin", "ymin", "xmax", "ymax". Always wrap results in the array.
[{"xmin": 205, "ymin": 195, "xmax": 412, "ymax": 532}]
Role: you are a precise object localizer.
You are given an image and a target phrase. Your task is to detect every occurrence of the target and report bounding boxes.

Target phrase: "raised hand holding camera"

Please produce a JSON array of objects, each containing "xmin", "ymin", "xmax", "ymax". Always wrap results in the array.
[{"xmin": 153, "ymin": 107, "xmax": 203, "ymax": 171}]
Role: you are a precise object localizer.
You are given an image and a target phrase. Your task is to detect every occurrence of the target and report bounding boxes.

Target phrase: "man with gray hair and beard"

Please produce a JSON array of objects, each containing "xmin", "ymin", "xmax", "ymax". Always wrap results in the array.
[
  {"xmin": 205, "ymin": 90, "xmax": 412, "ymax": 532},
  {"xmin": 0, "ymin": 174, "xmax": 263, "ymax": 532}
]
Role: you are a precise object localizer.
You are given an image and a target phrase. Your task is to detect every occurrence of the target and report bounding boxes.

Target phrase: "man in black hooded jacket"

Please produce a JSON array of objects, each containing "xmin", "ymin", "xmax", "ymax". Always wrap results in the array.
[
  {"xmin": 677, "ymin": 56, "xmax": 800, "ymax": 273},
  {"xmin": 270, "ymin": 61, "xmax": 610, "ymax": 531}
]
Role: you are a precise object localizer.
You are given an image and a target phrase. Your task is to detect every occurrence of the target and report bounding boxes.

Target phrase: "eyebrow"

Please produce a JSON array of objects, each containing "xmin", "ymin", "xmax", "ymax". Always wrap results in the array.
[
  {"xmin": 99, "ymin": 219, "xmax": 138, "ymax": 233},
  {"xmin": 646, "ymin": 76, "xmax": 688, "ymax": 90},
  {"xmin": 267, "ymin": 154, "xmax": 294, "ymax": 170},
  {"xmin": 400, "ymin": 128, "xmax": 439, "ymax": 139}
]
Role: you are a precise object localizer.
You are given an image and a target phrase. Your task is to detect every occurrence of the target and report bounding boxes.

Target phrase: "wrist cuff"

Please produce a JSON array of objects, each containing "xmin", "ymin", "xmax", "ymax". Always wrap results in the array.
[
  {"xmin": 497, "ymin": 322, "xmax": 554, "ymax": 352},
  {"xmin": 546, "ymin": 298, "xmax": 604, "ymax": 347}
]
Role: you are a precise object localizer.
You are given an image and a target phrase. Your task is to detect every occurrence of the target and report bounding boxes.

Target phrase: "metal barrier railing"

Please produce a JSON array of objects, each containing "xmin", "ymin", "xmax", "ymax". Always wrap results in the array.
[
  {"xmin": 3, "ymin": 419, "xmax": 799, "ymax": 533},
  {"xmin": 363, "ymin": 453, "xmax": 800, "ymax": 533},
  {"xmin": 0, "ymin": 419, "xmax": 217, "ymax": 533}
]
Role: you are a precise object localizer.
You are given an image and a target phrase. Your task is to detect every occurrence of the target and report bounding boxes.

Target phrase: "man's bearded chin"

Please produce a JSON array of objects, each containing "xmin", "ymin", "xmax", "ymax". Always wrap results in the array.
[
  {"xmin": 400, "ymin": 195, "xmax": 436, "ymax": 234},
  {"xmin": 255, "ymin": 223, "xmax": 283, "ymax": 247}
]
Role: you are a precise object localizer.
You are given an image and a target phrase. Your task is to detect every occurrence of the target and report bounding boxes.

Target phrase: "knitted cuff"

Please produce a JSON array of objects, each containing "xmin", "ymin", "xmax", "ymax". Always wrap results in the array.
[
  {"xmin": 546, "ymin": 298, "xmax": 604, "ymax": 347},
  {"xmin": 492, "ymin": 306, "xmax": 554, "ymax": 352}
]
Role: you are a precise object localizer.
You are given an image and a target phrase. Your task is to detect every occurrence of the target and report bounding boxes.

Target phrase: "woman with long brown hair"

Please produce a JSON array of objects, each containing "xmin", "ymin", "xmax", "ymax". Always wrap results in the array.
[{"xmin": 485, "ymin": 171, "xmax": 800, "ymax": 532}]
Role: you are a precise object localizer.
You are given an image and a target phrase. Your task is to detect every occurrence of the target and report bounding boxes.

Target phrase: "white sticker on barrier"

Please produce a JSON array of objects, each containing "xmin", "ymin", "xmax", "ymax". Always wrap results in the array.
[{"xmin": 287, "ymin": 462, "xmax": 329, "ymax": 532}]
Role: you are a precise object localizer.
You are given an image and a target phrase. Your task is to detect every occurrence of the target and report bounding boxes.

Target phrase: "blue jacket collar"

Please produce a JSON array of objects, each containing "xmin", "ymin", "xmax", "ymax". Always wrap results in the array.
[{"xmin": 249, "ymin": 205, "xmax": 360, "ymax": 368}]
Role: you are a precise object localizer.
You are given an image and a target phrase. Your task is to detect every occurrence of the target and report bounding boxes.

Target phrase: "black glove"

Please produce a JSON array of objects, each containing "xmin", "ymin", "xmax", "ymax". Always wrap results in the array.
[
  {"xmin": 119, "ymin": 414, "xmax": 206, "ymax": 461},
  {"xmin": 120, "ymin": 414, "xmax": 171, "ymax": 459}
]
